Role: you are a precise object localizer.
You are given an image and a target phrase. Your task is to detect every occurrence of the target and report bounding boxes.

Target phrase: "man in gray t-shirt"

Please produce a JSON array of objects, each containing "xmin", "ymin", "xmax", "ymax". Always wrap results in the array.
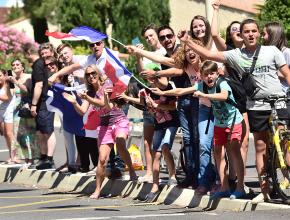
[{"xmin": 177, "ymin": 19, "xmax": 290, "ymax": 203}]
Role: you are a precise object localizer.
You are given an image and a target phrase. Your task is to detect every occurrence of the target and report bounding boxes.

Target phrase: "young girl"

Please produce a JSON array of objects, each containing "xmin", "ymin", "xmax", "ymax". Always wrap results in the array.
[
  {"xmin": 120, "ymin": 75, "xmax": 178, "ymax": 202},
  {"xmin": 63, "ymin": 64, "xmax": 137, "ymax": 199},
  {"xmin": 0, "ymin": 69, "xmax": 15, "ymax": 164},
  {"xmin": 194, "ymin": 61, "xmax": 245, "ymax": 199}
]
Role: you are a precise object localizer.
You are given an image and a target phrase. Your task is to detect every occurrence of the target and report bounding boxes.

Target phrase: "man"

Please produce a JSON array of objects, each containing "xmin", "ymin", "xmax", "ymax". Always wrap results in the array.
[
  {"xmin": 127, "ymin": 25, "xmax": 200, "ymax": 188},
  {"xmin": 23, "ymin": 43, "xmax": 56, "ymax": 170},
  {"xmin": 50, "ymin": 40, "xmax": 125, "ymax": 177},
  {"xmin": 178, "ymin": 19, "xmax": 290, "ymax": 203}
]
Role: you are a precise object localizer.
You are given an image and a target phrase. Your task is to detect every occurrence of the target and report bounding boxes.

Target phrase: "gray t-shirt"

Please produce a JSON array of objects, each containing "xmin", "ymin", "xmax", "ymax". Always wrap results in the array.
[
  {"xmin": 280, "ymin": 47, "xmax": 290, "ymax": 93},
  {"xmin": 223, "ymin": 46, "xmax": 287, "ymax": 110}
]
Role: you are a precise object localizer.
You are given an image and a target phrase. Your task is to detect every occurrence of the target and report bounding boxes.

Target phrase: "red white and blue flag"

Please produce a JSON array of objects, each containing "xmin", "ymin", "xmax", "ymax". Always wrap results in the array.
[{"xmin": 45, "ymin": 26, "xmax": 107, "ymax": 43}]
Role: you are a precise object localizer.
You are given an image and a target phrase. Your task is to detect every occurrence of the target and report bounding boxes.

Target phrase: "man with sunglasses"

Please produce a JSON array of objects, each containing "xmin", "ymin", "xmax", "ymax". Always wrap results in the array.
[{"xmin": 127, "ymin": 25, "xmax": 200, "ymax": 189}]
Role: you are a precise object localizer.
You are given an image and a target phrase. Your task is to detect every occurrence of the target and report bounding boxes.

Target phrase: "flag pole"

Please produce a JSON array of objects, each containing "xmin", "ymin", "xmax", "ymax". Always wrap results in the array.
[{"xmin": 109, "ymin": 37, "xmax": 126, "ymax": 48}]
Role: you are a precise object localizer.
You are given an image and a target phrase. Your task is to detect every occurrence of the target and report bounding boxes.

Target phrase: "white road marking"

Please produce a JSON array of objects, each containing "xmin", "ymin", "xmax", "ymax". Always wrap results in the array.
[{"xmin": 53, "ymin": 213, "xmax": 186, "ymax": 220}]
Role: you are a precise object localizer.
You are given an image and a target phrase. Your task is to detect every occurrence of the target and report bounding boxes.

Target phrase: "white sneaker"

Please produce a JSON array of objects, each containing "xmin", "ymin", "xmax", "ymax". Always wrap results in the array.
[
  {"xmin": 251, "ymin": 193, "xmax": 270, "ymax": 204},
  {"xmin": 138, "ymin": 175, "xmax": 153, "ymax": 183}
]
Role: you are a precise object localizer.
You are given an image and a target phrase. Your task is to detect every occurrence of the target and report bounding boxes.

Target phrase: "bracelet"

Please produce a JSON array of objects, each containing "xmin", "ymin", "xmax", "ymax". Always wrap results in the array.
[{"xmin": 31, "ymin": 104, "xmax": 37, "ymax": 106}]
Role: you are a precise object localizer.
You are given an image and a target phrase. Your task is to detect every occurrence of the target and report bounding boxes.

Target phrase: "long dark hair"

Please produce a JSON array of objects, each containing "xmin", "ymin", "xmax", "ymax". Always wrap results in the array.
[
  {"xmin": 190, "ymin": 15, "xmax": 212, "ymax": 48},
  {"xmin": 225, "ymin": 21, "xmax": 241, "ymax": 48},
  {"xmin": 264, "ymin": 22, "xmax": 288, "ymax": 50}
]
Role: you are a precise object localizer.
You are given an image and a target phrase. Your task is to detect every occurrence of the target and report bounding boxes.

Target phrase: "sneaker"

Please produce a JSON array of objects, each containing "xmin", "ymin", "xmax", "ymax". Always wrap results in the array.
[
  {"xmin": 36, "ymin": 159, "xmax": 56, "ymax": 170},
  {"xmin": 279, "ymin": 179, "xmax": 290, "ymax": 190},
  {"xmin": 251, "ymin": 193, "xmax": 270, "ymax": 204},
  {"xmin": 144, "ymin": 191, "xmax": 160, "ymax": 202},
  {"xmin": 138, "ymin": 175, "xmax": 153, "ymax": 183},
  {"xmin": 230, "ymin": 190, "xmax": 246, "ymax": 200},
  {"xmin": 167, "ymin": 178, "xmax": 178, "ymax": 186},
  {"xmin": 210, "ymin": 190, "xmax": 231, "ymax": 200}
]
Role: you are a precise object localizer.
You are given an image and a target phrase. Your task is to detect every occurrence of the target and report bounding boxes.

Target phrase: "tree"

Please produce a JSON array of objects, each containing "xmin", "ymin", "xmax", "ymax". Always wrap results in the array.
[
  {"xmin": 110, "ymin": 0, "xmax": 170, "ymax": 51},
  {"xmin": 257, "ymin": 0, "xmax": 290, "ymax": 40}
]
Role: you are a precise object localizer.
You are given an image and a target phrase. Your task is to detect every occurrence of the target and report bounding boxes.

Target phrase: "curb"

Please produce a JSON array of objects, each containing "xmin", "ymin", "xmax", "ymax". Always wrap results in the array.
[{"xmin": 0, "ymin": 166, "xmax": 289, "ymax": 211}]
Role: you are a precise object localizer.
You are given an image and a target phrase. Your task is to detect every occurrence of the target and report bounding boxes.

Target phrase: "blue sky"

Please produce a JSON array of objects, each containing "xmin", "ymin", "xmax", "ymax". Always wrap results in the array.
[{"xmin": 0, "ymin": 0, "xmax": 23, "ymax": 7}]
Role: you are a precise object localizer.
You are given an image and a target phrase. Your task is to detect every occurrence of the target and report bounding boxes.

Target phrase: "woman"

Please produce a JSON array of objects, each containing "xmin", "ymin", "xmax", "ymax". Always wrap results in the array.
[
  {"xmin": 0, "ymin": 69, "xmax": 15, "ymax": 164},
  {"xmin": 211, "ymin": 1, "xmax": 249, "ymax": 192},
  {"xmin": 63, "ymin": 64, "xmax": 137, "ymax": 199},
  {"xmin": 9, "ymin": 59, "xmax": 39, "ymax": 167},
  {"xmin": 262, "ymin": 21, "xmax": 290, "ymax": 192}
]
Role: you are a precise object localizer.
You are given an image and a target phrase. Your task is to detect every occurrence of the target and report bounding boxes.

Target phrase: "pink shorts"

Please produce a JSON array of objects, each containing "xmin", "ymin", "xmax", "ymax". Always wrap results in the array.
[
  {"xmin": 214, "ymin": 123, "xmax": 242, "ymax": 146},
  {"xmin": 97, "ymin": 118, "xmax": 129, "ymax": 146}
]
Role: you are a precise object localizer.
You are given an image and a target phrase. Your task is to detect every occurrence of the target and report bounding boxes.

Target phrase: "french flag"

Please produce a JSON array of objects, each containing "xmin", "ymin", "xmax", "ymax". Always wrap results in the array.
[
  {"xmin": 45, "ymin": 26, "xmax": 107, "ymax": 43},
  {"xmin": 46, "ymin": 83, "xmax": 97, "ymax": 138},
  {"xmin": 103, "ymin": 48, "xmax": 132, "ymax": 99}
]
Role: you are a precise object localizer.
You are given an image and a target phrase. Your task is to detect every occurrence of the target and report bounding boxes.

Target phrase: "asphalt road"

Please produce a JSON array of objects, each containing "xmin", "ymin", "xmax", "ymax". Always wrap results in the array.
[{"xmin": 1, "ymin": 183, "xmax": 290, "ymax": 220}]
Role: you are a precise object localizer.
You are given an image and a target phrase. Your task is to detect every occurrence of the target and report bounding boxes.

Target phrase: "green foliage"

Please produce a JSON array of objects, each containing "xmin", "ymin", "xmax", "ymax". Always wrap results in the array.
[
  {"xmin": 72, "ymin": 45, "xmax": 91, "ymax": 55},
  {"xmin": 110, "ymin": 0, "xmax": 170, "ymax": 52},
  {"xmin": 0, "ymin": 52, "xmax": 31, "ymax": 73},
  {"xmin": 6, "ymin": 6, "xmax": 24, "ymax": 22},
  {"xmin": 257, "ymin": 0, "xmax": 290, "ymax": 40}
]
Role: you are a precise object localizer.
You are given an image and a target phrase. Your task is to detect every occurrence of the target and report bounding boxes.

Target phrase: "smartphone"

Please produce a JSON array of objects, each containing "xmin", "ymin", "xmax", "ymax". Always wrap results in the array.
[
  {"xmin": 7, "ymin": 70, "xmax": 15, "ymax": 89},
  {"xmin": 131, "ymin": 37, "xmax": 141, "ymax": 46}
]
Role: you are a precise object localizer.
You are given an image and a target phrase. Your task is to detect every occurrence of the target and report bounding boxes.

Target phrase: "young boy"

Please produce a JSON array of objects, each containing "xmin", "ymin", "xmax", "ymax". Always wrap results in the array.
[{"xmin": 193, "ymin": 61, "xmax": 245, "ymax": 199}]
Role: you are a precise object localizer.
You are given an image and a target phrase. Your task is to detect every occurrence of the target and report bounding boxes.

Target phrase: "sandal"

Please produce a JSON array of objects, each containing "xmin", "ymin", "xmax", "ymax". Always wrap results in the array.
[
  {"xmin": 279, "ymin": 179, "xmax": 290, "ymax": 190},
  {"xmin": 144, "ymin": 191, "xmax": 160, "ymax": 202}
]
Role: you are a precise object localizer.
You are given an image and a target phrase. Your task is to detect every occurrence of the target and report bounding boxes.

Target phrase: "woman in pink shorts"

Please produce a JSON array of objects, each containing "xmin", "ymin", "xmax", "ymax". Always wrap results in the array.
[{"xmin": 63, "ymin": 64, "xmax": 137, "ymax": 199}]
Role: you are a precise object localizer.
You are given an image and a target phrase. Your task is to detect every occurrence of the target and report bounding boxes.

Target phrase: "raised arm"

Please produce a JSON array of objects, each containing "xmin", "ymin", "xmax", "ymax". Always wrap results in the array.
[
  {"xmin": 211, "ymin": 0, "xmax": 227, "ymax": 51},
  {"xmin": 126, "ymin": 45, "xmax": 175, "ymax": 67},
  {"xmin": 178, "ymin": 29, "xmax": 226, "ymax": 63},
  {"xmin": 49, "ymin": 63, "xmax": 82, "ymax": 84}
]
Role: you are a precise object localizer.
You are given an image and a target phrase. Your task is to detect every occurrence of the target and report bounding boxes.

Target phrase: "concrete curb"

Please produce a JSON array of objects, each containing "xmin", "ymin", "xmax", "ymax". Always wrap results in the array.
[{"xmin": 0, "ymin": 166, "xmax": 289, "ymax": 211}]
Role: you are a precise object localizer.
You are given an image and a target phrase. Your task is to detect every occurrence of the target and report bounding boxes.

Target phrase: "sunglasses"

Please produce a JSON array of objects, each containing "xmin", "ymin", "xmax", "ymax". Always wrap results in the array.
[
  {"xmin": 85, "ymin": 71, "xmax": 97, "ymax": 78},
  {"xmin": 159, "ymin": 34, "xmax": 174, "ymax": 41},
  {"xmin": 12, "ymin": 63, "xmax": 21, "ymax": 67},
  {"xmin": 230, "ymin": 26, "xmax": 240, "ymax": 33},
  {"xmin": 89, "ymin": 41, "xmax": 103, "ymax": 47},
  {"xmin": 45, "ymin": 62, "xmax": 56, "ymax": 67}
]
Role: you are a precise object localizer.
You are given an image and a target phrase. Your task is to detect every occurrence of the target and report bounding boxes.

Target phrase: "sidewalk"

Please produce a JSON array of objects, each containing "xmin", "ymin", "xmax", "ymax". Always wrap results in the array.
[{"xmin": 0, "ymin": 165, "xmax": 289, "ymax": 212}]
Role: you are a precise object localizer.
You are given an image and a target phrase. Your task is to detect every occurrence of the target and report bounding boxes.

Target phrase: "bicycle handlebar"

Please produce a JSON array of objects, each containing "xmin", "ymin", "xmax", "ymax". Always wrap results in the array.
[{"xmin": 253, "ymin": 94, "xmax": 290, "ymax": 104}]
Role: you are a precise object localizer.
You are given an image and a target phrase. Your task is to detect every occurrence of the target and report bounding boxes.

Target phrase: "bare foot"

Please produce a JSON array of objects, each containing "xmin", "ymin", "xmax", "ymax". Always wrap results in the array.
[{"xmin": 89, "ymin": 192, "xmax": 100, "ymax": 199}]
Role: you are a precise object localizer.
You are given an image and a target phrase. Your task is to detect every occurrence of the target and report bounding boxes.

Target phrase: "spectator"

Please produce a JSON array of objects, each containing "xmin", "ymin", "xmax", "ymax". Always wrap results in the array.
[
  {"xmin": 0, "ymin": 69, "xmax": 15, "ymax": 164},
  {"xmin": 23, "ymin": 43, "xmax": 56, "ymax": 170},
  {"xmin": 9, "ymin": 59, "xmax": 39, "ymax": 167},
  {"xmin": 177, "ymin": 19, "xmax": 290, "ymax": 203}
]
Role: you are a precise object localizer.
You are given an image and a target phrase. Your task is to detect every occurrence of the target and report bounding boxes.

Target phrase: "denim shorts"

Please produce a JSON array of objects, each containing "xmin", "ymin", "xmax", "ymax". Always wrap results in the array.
[
  {"xmin": 143, "ymin": 111, "xmax": 154, "ymax": 128},
  {"xmin": 35, "ymin": 109, "xmax": 54, "ymax": 134},
  {"xmin": 152, "ymin": 127, "xmax": 178, "ymax": 152}
]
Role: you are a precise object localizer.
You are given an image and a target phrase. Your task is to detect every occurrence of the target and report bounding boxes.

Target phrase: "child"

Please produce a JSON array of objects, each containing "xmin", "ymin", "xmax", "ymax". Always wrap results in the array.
[{"xmin": 193, "ymin": 61, "xmax": 245, "ymax": 199}]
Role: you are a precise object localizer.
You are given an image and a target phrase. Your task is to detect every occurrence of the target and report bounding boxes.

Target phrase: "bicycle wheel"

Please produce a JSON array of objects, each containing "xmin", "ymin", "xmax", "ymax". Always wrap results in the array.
[{"xmin": 270, "ymin": 144, "xmax": 290, "ymax": 202}]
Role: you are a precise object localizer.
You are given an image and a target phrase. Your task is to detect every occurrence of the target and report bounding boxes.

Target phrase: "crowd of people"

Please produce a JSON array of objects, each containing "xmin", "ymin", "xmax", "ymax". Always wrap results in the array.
[{"xmin": 0, "ymin": 1, "xmax": 289, "ymax": 203}]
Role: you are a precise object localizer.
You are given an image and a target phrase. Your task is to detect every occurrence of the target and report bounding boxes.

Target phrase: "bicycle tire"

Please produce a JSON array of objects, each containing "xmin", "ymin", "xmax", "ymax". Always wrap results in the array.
[{"xmin": 270, "ymin": 145, "xmax": 290, "ymax": 202}]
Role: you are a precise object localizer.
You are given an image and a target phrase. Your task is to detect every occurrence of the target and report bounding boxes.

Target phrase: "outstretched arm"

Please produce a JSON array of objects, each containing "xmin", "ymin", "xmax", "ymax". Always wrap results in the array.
[
  {"xmin": 49, "ymin": 63, "xmax": 82, "ymax": 84},
  {"xmin": 211, "ymin": 0, "xmax": 227, "ymax": 51},
  {"xmin": 178, "ymin": 29, "xmax": 226, "ymax": 63},
  {"xmin": 126, "ymin": 45, "xmax": 175, "ymax": 67},
  {"xmin": 151, "ymin": 86, "xmax": 196, "ymax": 96}
]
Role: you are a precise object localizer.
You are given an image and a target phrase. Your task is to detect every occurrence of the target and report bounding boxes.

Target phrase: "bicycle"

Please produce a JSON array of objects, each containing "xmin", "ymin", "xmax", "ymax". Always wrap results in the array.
[{"xmin": 260, "ymin": 94, "xmax": 290, "ymax": 203}]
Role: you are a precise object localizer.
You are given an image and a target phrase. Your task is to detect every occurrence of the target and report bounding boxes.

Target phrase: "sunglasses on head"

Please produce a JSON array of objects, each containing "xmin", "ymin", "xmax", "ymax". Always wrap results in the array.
[
  {"xmin": 230, "ymin": 26, "xmax": 240, "ymax": 33},
  {"xmin": 159, "ymin": 34, "xmax": 174, "ymax": 41},
  {"xmin": 89, "ymin": 41, "xmax": 103, "ymax": 47},
  {"xmin": 85, "ymin": 71, "xmax": 97, "ymax": 78}
]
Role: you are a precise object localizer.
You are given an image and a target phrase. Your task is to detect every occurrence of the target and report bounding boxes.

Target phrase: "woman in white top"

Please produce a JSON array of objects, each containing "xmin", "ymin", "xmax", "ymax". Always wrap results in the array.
[{"xmin": 0, "ymin": 69, "xmax": 15, "ymax": 164}]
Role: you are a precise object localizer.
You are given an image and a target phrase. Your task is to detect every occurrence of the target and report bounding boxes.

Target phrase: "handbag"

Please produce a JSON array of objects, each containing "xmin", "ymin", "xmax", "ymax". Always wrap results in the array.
[
  {"xmin": 241, "ymin": 46, "xmax": 261, "ymax": 98},
  {"xmin": 17, "ymin": 97, "xmax": 33, "ymax": 118}
]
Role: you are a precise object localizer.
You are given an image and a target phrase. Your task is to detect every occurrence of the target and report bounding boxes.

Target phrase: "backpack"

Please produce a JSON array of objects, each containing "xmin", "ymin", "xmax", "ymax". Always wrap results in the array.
[{"xmin": 203, "ymin": 77, "xmax": 239, "ymax": 141}]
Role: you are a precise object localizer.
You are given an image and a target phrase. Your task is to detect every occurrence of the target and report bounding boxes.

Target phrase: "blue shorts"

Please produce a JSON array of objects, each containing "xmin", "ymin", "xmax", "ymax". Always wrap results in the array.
[
  {"xmin": 143, "ymin": 111, "xmax": 154, "ymax": 128},
  {"xmin": 152, "ymin": 127, "xmax": 178, "ymax": 152},
  {"xmin": 35, "ymin": 109, "xmax": 54, "ymax": 134}
]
